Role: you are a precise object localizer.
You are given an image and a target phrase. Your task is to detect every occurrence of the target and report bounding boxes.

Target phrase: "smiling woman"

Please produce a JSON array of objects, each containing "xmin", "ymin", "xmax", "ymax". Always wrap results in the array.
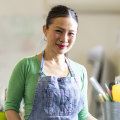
[
  {"xmin": 5, "ymin": 5, "xmax": 97, "ymax": 120},
  {"xmin": 43, "ymin": 17, "xmax": 77, "ymax": 56}
]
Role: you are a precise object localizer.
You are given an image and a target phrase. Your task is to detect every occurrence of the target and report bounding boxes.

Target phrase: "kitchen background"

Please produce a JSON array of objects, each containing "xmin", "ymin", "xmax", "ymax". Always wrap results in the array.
[{"xmin": 0, "ymin": 0, "xmax": 120, "ymax": 119}]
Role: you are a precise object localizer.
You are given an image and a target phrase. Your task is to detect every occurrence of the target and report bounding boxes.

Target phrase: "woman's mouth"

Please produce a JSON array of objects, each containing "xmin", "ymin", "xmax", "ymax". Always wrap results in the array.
[{"xmin": 56, "ymin": 44, "xmax": 67, "ymax": 49}]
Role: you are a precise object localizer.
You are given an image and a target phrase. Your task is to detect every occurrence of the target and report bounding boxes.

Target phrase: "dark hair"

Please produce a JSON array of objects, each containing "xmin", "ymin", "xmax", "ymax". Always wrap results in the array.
[{"xmin": 46, "ymin": 5, "xmax": 78, "ymax": 29}]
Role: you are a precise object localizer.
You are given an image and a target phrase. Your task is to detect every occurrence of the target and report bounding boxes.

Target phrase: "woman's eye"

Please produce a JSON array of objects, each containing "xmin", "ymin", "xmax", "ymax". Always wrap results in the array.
[
  {"xmin": 56, "ymin": 30, "xmax": 62, "ymax": 33},
  {"xmin": 69, "ymin": 32, "xmax": 75, "ymax": 36}
]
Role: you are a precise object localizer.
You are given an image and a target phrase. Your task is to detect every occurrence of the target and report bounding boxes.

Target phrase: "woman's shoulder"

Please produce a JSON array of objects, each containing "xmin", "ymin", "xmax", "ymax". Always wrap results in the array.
[
  {"xmin": 17, "ymin": 55, "xmax": 39, "ymax": 64},
  {"xmin": 68, "ymin": 58, "xmax": 88, "ymax": 90},
  {"xmin": 13, "ymin": 55, "xmax": 40, "ymax": 74},
  {"xmin": 14, "ymin": 55, "xmax": 40, "ymax": 70}
]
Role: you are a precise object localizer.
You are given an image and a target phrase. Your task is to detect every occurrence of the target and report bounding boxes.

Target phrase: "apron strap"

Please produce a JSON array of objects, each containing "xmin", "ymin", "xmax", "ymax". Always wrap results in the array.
[
  {"xmin": 39, "ymin": 51, "xmax": 44, "ymax": 76},
  {"xmin": 64, "ymin": 56, "xmax": 75, "ymax": 77}
]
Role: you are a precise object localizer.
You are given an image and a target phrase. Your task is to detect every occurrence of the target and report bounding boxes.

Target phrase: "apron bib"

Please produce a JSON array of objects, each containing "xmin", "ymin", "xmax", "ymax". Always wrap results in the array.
[{"xmin": 28, "ymin": 52, "xmax": 84, "ymax": 120}]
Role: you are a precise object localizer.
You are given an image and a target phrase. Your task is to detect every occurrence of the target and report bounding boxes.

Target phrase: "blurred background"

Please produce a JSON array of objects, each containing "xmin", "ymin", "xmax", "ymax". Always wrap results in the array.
[{"xmin": 0, "ymin": 0, "xmax": 120, "ymax": 119}]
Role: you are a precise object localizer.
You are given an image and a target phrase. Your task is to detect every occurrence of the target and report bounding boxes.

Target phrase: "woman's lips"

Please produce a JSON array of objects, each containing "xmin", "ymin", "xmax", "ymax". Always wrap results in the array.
[{"xmin": 57, "ymin": 44, "xmax": 67, "ymax": 49}]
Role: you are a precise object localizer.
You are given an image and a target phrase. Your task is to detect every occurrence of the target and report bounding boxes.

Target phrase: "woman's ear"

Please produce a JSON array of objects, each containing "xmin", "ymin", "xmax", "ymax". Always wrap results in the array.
[{"xmin": 43, "ymin": 25, "xmax": 47, "ymax": 37}]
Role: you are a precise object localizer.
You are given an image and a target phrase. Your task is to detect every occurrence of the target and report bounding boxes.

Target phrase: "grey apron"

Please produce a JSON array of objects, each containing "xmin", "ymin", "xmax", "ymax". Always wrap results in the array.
[{"xmin": 28, "ymin": 52, "xmax": 84, "ymax": 120}]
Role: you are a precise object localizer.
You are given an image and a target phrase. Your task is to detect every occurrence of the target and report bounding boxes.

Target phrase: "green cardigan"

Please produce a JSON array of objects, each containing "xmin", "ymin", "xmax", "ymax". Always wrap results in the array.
[{"xmin": 5, "ymin": 55, "xmax": 90, "ymax": 120}]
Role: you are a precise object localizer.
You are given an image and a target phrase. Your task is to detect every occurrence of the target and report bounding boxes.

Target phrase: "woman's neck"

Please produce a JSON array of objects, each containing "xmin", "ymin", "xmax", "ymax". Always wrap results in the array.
[{"xmin": 44, "ymin": 49, "xmax": 65, "ymax": 65}]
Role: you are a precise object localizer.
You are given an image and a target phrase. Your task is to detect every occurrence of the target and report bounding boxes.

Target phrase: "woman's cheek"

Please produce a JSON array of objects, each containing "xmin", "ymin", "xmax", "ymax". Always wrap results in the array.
[
  {"xmin": 55, "ymin": 33, "xmax": 60, "ymax": 39},
  {"xmin": 70, "ymin": 38, "xmax": 75, "ymax": 44}
]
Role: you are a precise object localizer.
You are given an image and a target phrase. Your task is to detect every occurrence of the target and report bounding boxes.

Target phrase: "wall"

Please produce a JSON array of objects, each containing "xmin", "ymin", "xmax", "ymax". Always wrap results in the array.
[{"xmin": 0, "ymin": 0, "xmax": 47, "ymax": 16}]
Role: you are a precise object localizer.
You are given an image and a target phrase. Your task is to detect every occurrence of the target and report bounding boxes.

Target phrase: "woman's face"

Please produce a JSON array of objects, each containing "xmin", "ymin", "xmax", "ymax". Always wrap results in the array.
[{"xmin": 43, "ymin": 17, "xmax": 78, "ymax": 55}]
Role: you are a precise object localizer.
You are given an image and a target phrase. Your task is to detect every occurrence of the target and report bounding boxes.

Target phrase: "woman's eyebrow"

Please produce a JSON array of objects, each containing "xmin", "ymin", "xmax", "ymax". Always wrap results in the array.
[
  {"xmin": 54, "ymin": 26, "xmax": 76, "ymax": 32},
  {"xmin": 54, "ymin": 26, "xmax": 64, "ymax": 30}
]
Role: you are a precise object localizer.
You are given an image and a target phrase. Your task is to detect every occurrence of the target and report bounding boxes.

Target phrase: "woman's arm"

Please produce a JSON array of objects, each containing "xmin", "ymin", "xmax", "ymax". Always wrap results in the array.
[
  {"xmin": 5, "ymin": 110, "xmax": 21, "ymax": 120},
  {"xmin": 5, "ymin": 59, "xmax": 26, "ymax": 120},
  {"xmin": 78, "ymin": 65, "xmax": 98, "ymax": 120}
]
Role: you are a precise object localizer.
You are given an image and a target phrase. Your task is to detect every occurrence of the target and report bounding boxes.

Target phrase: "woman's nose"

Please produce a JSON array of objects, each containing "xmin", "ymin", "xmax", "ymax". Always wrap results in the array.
[{"xmin": 60, "ymin": 33, "xmax": 68, "ymax": 43}]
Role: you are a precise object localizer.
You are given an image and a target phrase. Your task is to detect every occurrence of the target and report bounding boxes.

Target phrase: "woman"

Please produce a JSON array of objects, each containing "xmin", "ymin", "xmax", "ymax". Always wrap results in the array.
[{"xmin": 5, "ymin": 5, "xmax": 97, "ymax": 120}]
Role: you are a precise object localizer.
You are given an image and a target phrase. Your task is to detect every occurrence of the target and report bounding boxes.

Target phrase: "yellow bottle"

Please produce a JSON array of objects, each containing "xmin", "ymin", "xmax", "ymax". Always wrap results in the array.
[
  {"xmin": 112, "ymin": 84, "xmax": 120, "ymax": 102},
  {"xmin": 0, "ymin": 112, "xmax": 7, "ymax": 120}
]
